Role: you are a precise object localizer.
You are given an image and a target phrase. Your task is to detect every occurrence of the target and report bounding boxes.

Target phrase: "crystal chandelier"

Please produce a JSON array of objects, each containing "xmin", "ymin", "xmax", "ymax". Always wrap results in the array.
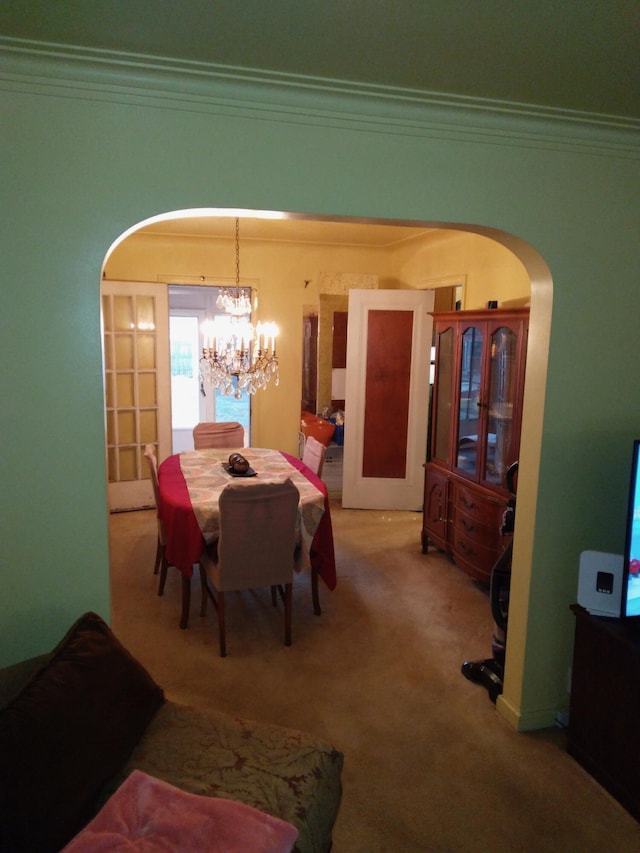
[{"xmin": 201, "ymin": 218, "xmax": 279, "ymax": 398}]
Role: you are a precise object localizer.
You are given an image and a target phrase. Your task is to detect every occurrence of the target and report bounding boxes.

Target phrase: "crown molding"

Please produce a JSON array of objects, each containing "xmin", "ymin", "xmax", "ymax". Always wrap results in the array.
[{"xmin": 1, "ymin": 37, "xmax": 638, "ymax": 158}]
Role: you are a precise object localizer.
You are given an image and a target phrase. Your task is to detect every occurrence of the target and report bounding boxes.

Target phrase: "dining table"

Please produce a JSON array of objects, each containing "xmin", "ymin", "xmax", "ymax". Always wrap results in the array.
[{"xmin": 157, "ymin": 447, "xmax": 337, "ymax": 615}]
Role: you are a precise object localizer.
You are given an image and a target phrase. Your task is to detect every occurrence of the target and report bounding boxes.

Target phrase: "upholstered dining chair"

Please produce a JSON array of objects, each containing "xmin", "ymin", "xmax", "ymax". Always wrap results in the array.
[
  {"xmin": 302, "ymin": 435, "xmax": 327, "ymax": 478},
  {"xmin": 144, "ymin": 445, "xmax": 168, "ymax": 586},
  {"xmin": 144, "ymin": 444, "xmax": 200, "ymax": 630},
  {"xmin": 199, "ymin": 478, "xmax": 300, "ymax": 657},
  {"xmin": 193, "ymin": 421, "xmax": 245, "ymax": 450},
  {"xmin": 300, "ymin": 436, "xmax": 328, "ymax": 617}
]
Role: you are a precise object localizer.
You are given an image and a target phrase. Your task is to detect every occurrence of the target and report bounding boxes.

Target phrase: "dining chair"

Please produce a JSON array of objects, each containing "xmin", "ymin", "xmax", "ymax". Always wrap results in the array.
[
  {"xmin": 143, "ymin": 445, "xmax": 168, "ymax": 585},
  {"xmin": 199, "ymin": 478, "xmax": 300, "ymax": 657},
  {"xmin": 144, "ymin": 444, "xmax": 200, "ymax": 630},
  {"xmin": 302, "ymin": 435, "xmax": 327, "ymax": 478},
  {"xmin": 300, "ymin": 436, "xmax": 327, "ymax": 616},
  {"xmin": 193, "ymin": 421, "xmax": 245, "ymax": 450}
]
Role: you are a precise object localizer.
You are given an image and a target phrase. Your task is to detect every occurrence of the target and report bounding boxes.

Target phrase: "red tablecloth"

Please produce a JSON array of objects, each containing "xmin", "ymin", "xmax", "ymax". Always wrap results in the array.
[
  {"xmin": 158, "ymin": 451, "xmax": 336, "ymax": 591},
  {"xmin": 281, "ymin": 452, "xmax": 336, "ymax": 591}
]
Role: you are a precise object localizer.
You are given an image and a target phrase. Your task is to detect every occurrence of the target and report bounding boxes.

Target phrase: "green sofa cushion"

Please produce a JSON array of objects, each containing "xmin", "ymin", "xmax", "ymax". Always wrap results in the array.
[
  {"xmin": 66, "ymin": 769, "xmax": 299, "ymax": 852},
  {"xmin": 101, "ymin": 700, "xmax": 344, "ymax": 853},
  {"xmin": 0, "ymin": 612, "xmax": 164, "ymax": 852}
]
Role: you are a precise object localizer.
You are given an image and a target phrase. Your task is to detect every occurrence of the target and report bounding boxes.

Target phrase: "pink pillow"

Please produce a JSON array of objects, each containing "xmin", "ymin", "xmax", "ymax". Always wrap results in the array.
[{"xmin": 62, "ymin": 770, "xmax": 298, "ymax": 853}]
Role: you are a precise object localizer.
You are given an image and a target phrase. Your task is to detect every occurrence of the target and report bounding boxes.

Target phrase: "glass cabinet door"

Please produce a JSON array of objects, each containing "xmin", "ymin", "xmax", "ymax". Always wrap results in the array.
[
  {"xmin": 432, "ymin": 326, "xmax": 454, "ymax": 463},
  {"xmin": 456, "ymin": 325, "xmax": 483, "ymax": 475},
  {"xmin": 483, "ymin": 325, "xmax": 517, "ymax": 485}
]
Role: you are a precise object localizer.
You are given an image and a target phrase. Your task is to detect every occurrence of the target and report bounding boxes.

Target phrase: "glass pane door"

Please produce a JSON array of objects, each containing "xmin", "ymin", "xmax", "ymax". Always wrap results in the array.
[
  {"xmin": 432, "ymin": 326, "xmax": 454, "ymax": 463},
  {"xmin": 456, "ymin": 325, "xmax": 483, "ymax": 475},
  {"xmin": 168, "ymin": 289, "xmax": 251, "ymax": 450},
  {"xmin": 103, "ymin": 281, "xmax": 170, "ymax": 511},
  {"xmin": 484, "ymin": 326, "xmax": 517, "ymax": 485}
]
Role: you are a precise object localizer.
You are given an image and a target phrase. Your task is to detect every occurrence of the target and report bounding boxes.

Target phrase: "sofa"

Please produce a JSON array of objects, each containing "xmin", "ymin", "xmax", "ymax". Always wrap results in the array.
[{"xmin": 0, "ymin": 612, "xmax": 343, "ymax": 852}]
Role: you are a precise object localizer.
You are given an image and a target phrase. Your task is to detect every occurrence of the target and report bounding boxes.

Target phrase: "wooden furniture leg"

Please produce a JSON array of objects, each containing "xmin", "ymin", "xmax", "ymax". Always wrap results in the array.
[
  {"xmin": 153, "ymin": 539, "xmax": 162, "ymax": 575},
  {"xmin": 157, "ymin": 552, "xmax": 169, "ymax": 596},
  {"xmin": 312, "ymin": 567, "xmax": 321, "ymax": 616},
  {"xmin": 218, "ymin": 591, "xmax": 226, "ymax": 657},
  {"xmin": 180, "ymin": 573, "xmax": 191, "ymax": 629},
  {"xmin": 284, "ymin": 583, "xmax": 292, "ymax": 646},
  {"xmin": 200, "ymin": 565, "xmax": 209, "ymax": 617}
]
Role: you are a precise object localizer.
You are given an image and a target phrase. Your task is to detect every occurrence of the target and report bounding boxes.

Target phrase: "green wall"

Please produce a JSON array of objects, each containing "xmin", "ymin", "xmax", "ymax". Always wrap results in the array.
[{"xmin": 1, "ymin": 45, "xmax": 639, "ymax": 730}]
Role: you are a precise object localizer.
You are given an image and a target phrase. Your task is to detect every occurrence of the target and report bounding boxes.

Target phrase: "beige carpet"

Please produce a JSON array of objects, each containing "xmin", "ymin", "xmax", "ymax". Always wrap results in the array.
[{"xmin": 109, "ymin": 503, "xmax": 640, "ymax": 852}]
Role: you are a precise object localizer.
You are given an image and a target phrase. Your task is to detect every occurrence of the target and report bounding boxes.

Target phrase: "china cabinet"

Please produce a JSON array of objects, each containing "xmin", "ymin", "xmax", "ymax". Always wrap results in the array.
[{"xmin": 422, "ymin": 308, "xmax": 529, "ymax": 582}]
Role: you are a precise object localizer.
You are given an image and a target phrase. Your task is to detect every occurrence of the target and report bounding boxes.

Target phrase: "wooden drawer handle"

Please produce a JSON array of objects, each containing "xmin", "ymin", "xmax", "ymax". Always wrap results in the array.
[
  {"xmin": 460, "ymin": 494, "xmax": 477, "ymax": 511},
  {"xmin": 459, "ymin": 517, "xmax": 476, "ymax": 533}
]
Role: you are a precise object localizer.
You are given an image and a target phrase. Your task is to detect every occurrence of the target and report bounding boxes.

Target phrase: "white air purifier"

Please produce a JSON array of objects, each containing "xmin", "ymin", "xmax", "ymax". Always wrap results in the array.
[{"xmin": 577, "ymin": 550, "xmax": 624, "ymax": 617}]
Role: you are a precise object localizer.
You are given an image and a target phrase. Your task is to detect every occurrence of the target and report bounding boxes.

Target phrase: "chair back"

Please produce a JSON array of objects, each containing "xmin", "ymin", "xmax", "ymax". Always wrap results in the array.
[
  {"xmin": 216, "ymin": 478, "xmax": 299, "ymax": 591},
  {"xmin": 302, "ymin": 435, "xmax": 327, "ymax": 478},
  {"xmin": 193, "ymin": 421, "xmax": 245, "ymax": 449},
  {"xmin": 144, "ymin": 444, "xmax": 161, "ymax": 508},
  {"xmin": 144, "ymin": 444, "xmax": 166, "ymax": 547}
]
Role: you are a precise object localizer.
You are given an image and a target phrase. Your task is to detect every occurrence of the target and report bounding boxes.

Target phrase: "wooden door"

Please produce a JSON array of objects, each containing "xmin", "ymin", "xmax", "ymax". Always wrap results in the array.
[{"xmin": 342, "ymin": 289, "xmax": 434, "ymax": 510}]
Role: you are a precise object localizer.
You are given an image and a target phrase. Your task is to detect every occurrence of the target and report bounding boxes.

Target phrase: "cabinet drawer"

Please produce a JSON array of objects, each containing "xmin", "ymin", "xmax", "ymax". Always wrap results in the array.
[
  {"xmin": 451, "ymin": 528, "xmax": 500, "ymax": 581},
  {"xmin": 454, "ymin": 482, "xmax": 504, "ymax": 527},
  {"xmin": 454, "ymin": 508, "xmax": 497, "ymax": 545}
]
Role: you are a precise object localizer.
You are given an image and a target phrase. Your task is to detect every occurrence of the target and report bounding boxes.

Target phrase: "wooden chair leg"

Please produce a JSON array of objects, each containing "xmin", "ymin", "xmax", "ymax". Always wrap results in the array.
[
  {"xmin": 311, "ymin": 567, "xmax": 321, "ymax": 616},
  {"xmin": 153, "ymin": 536, "xmax": 162, "ymax": 575},
  {"xmin": 284, "ymin": 582, "xmax": 292, "ymax": 647},
  {"xmin": 179, "ymin": 572, "xmax": 191, "ymax": 629},
  {"xmin": 218, "ymin": 591, "xmax": 226, "ymax": 657},
  {"xmin": 199, "ymin": 565, "xmax": 208, "ymax": 617},
  {"xmin": 157, "ymin": 552, "xmax": 169, "ymax": 596}
]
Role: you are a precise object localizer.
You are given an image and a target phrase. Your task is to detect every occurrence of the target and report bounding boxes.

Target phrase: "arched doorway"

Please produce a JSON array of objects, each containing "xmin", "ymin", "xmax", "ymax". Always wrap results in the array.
[{"xmin": 102, "ymin": 208, "xmax": 551, "ymax": 729}]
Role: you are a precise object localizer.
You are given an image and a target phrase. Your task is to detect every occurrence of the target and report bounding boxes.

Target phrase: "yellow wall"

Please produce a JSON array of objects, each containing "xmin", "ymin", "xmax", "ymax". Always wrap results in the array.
[
  {"xmin": 391, "ymin": 229, "xmax": 531, "ymax": 308},
  {"xmin": 105, "ymin": 228, "xmax": 531, "ymax": 453}
]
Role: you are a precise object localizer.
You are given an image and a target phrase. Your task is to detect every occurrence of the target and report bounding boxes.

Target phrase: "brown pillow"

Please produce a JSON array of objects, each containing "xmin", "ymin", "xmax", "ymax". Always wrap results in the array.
[
  {"xmin": 0, "ymin": 653, "xmax": 52, "ymax": 711},
  {"xmin": 0, "ymin": 612, "xmax": 164, "ymax": 852}
]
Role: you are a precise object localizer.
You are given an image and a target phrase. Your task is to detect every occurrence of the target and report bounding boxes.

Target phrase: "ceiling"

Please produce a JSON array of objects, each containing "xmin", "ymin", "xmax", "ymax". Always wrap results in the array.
[
  {"xmin": 2, "ymin": 0, "xmax": 639, "ymax": 121},
  {"xmin": 138, "ymin": 214, "xmax": 431, "ymax": 247}
]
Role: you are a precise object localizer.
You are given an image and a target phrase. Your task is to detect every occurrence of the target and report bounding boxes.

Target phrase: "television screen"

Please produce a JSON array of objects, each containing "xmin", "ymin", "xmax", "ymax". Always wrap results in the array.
[{"xmin": 622, "ymin": 439, "xmax": 640, "ymax": 618}]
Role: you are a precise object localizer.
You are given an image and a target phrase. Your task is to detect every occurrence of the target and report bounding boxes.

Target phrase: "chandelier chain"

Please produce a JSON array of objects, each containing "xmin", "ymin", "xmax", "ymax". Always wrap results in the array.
[
  {"xmin": 235, "ymin": 217, "xmax": 240, "ymax": 290},
  {"xmin": 200, "ymin": 216, "xmax": 279, "ymax": 398}
]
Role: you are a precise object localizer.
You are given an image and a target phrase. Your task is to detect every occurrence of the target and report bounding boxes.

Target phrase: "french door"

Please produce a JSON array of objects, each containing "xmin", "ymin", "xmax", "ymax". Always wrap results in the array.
[{"xmin": 102, "ymin": 281, "xmax": 171, "ymax": 511}]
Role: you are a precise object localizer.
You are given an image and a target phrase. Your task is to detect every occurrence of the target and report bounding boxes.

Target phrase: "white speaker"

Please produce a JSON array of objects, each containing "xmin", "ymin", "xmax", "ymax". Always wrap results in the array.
[{"xmin": 577, "ymin": 550, "xmax": 624, "ymax": 617}]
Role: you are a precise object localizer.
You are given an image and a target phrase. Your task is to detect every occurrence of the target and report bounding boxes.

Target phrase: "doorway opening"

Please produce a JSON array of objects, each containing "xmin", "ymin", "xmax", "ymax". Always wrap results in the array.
[
  {"xmin": 102, "ymin": 207, "xmax": 551, "ymax": 731},
  {"xmin": 169, "ymin": 286, "xmax": 250, "ymax": 453}
]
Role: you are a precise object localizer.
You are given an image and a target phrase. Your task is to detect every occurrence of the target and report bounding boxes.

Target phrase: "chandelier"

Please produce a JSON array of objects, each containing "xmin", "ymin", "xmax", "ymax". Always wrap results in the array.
[{"xmin": 201, "ymin": 218, "xmax": 279, "ymax": 398}]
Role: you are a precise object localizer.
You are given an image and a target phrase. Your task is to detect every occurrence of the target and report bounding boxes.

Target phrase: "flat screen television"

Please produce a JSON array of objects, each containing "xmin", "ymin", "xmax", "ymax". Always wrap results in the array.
[{"xmin": 621, "ymin": 438, "xmax": 640, "ymax": 618}]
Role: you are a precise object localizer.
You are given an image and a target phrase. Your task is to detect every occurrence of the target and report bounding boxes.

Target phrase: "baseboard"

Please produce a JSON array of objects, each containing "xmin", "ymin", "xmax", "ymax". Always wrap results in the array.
[{"xmin": 496, "ymin": 694, "xmax": 558, "ymax": 732}]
